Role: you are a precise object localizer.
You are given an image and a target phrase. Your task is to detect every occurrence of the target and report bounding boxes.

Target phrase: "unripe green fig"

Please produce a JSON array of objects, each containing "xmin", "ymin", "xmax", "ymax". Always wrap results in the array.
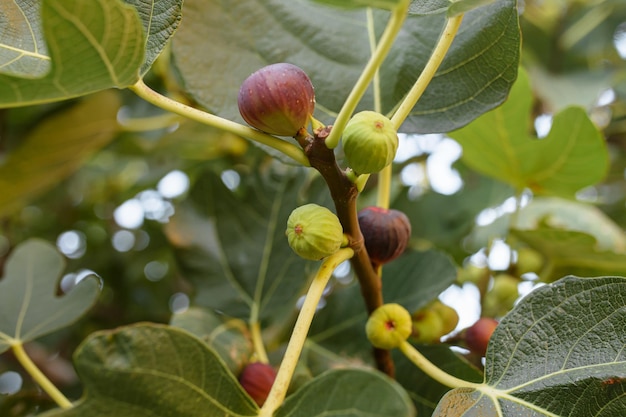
[
  {"xmin": 238, "ymin": 63, "xmax": 315, "ymax": 136},
  {"xmin": 483, "ymin": 274, "xmax": 519, "ymax": 317},
  {"xmin": 464, "ymin": 317, "xmax": 498, "ymax": 356},
  {"xmin": 430, "ymin": 300, "xmax": 459, "ymax": 336},
  {"xmin": 515, "ymin": 247, "xmax": 544, "ymax": 275},
  {"xmin": 238, "ymin": 362, "xmax": 277, "ymax": 407},
  {"xmin": 410, "ymin": 307, "xmax": 445, "ymax": 344},
  {"xmin": 366, "ymin": 303, "xmax": 412, "ymax": 350},
  {"xmin": 357, "ymin": 206, "xmax": 411, "ymax": 266},
  {"xmin": 286, "ymin": 204, "xmax": 343, "ymax": 260},
  {"xmin": 342, "ymin": 111, "xmax": 398, "ymax": 174}
]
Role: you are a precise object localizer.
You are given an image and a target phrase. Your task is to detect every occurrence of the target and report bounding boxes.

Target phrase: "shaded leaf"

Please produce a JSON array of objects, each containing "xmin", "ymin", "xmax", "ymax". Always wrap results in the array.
[
  {"xmin": 447, "ymin": 0, "xmax": 499, "ymax": 17},
  {"xmin": 276, "ymin": 368, "xmax": 416, "ymax": 417},
  {"xmin": 449, "ymin": 68, "xmax": 609, "ymax": 197},
  {"xmin": 172, "ymin": 0, "xmax": 519, "ymax": 134},
  {"xmin": 0, "ymin": 91, "xmax": 121, "ymax": 217},
  {"xmin": 170, "ymin": 307, "xmax": 254, "ymax": 375},
  {"xmin": 434, "ymin": 276, "xmax": 626, "ymax": 416},
  {"xmin": 40, "ymin": 323, "xmax": 258, "ymax": 417},
  {"xmin": 512, "ymin": 227, "xmax": 626, "ymax": 282},
  {"xmin": 165, "ymin": 165, "xmax": 328, "ymax": 324},
  {"xmin": 0, "ymin": 239, "xmax": 101, "ymax": 354},
  {"xmin": 0, "ymin": 0, "xmax": 50, "ymax": 77},
  {"xmin": 0, "ymin": 0, "xmax": 145, "ymax": 107},
  {"xmin": 312, "ymin": 0, "xmax": 404, "ymax": 10},
  {"xmin": 124, "ymin": 0, "xmax": 183, "ymax": 75},
  {"xmin": 308, "ymin": 248, "xmax": 457, "ymax": 361}
]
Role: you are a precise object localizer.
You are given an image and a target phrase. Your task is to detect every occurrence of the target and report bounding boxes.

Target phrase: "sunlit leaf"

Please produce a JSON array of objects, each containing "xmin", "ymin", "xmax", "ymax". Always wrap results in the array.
[
  {"xmin": 172, "ymin": 0, "xmax": 519, "ymax": 133},
  {"xmin": 0, "ymin": 0, "xmax": 145, "ymax": 107},
  {"xmin": 449, "ymin": 68, "xmax": 609, "ymax": 197},
  {"xmin": 0, "ymin": 91, "xmax": 121, "ymax": 217},
  {"xmin": 276, "ymin": 368, "xmax": 416, "ymax": 417},
  {"xmin": 0, "ymin": 0, "xmax": 50, "ymax": 77},
  {"xmin": 433, "ymin": 276, "xmax": 626, "ymax": 416},
  {"xmin": 40, "ymin": 324, "xmax": 258, "ymax": 417},
  {"xmin": 0, "ymin": 239, "xmax": 101, "ymax": 354}
]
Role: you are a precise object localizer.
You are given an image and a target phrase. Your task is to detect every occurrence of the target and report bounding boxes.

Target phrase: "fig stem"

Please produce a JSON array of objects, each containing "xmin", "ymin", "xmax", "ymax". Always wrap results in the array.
[
  {"xmin": 12, "ymin": 342, "xmax": 73, "ymax": 409},
  {"xmin": 399, "ymin": 340, "xmax": 480, "ymax": 389},
  {"xmin": 390, "ymin": 14, "xmax": 464, "ymax": 129},
  {"xmin": 324, "ymin": 0, "xmax": 410, "ymax": 149},
  {"xmin": 259, "ymin": 248, "xmax": 355, "ymax": 417},
  {"xmin": 249, "ymin": 321, "xmax": 269, "ymax": 364},
  {"xmin": 376, "ymin": 164, "xmax": 393, "ymax": 209},
  {"xmin": 128, "ymin": 79, "xmax": 311, "ymax": 167}
]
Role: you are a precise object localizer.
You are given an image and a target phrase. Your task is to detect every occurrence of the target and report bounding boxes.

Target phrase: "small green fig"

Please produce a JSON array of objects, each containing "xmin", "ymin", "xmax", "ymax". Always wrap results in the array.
[
  {"xmin": 342, "ymin": 111, "xmax": 398, "ymax": 174},
  {"xmin": 410, "ymin": 307, "xmax": 445, "ymax": 344},
  {"xmin": 483, "ymin": 273, "xmax": 519, "ymax": 317},
  {"xmin": 515, "ymin": 247, "xmax": 544, "ymax": 276},
  {"xmin": 430, "ymin": 300, "xmax": 459, "ymax": 336},
  {"xmin": 464, "ymin": 317, "xmax": 498, "ymax": 356},
  {"xmin": 358, "ymin": 206, "xmax": 411, "ymax": 266},
  {"xmin": 366, "ymin": 303, "xmax": 412, "ymax": 350},
  {"xmin": 238, "ymin": 63, "xmax": 315, "ymax": 136},
  {"xmin": 238, "ymin": 362, "xmax": 277, "ymax": 407},
  {"xmin": 286, "ymin": 204, "xmax": 343, "ymax": 260}
]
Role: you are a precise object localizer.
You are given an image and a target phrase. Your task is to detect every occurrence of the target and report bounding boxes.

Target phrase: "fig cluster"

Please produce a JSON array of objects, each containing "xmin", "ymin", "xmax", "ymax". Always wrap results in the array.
[
  {"xmin": 238, "ymin": 63, "xmax": 315, "ymax": 137},
  {"xmin": 357, "ymin": 206, "xmax": 411, "ymax": 267}
]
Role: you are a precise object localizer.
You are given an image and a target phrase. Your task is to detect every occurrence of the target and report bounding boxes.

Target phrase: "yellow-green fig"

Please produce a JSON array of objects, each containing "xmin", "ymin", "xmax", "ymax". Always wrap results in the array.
[
  {"xmin": 286, "ymin": 204, "xmax": 343, "ymax": 260},
  {"xmin": 366, "ymin": 303, "xmax": 412, "ymax": 350},
  {"xmin": 342, "ymin": 111, "xmax": 398, "ymax": 174}
]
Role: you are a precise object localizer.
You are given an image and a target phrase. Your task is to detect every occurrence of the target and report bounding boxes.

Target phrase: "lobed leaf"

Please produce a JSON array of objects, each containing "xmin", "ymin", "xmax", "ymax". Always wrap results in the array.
[
  {"xmin": 40, "ymin": 324, "xmax": 258, "ymax": 417},
  {"xmin": 0, "ymin": 239, "xmax": 101, "ymax": 354},
  {"xmin": 433, "ymin": 276, "xmax": 626, "ymax": 416}
]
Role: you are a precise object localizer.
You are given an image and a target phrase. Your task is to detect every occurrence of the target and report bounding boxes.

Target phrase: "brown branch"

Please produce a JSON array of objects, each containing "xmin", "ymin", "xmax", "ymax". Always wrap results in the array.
[{"xmin": 298, "ymin": 126, "xmax": 395, "ymax": 377}]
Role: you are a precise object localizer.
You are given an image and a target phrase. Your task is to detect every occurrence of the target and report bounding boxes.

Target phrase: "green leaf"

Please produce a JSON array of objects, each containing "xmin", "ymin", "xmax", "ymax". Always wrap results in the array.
[
  {"xmin": 165, "ymin": 166, "xmax": 328, "ymax": 324},
  {"xmin": 408, "ymin": 0, "xmax": 449, "ymax": 15},
  {"xmin": 0, "ymin": 91, "xmax": 121, "ymax": 218},
  {"xmin": 308, "ymin": 248, "xmax": 457, "ymax": 361},
  {"xmin": 171, "ymin": 0, "xmax": 519, "ymax": 134},
  {"xmin": 311, "ymin": 0, "xmax": 403, "ymax": 10},
  {"xmin": 0, "ymin": 239, "xmax": 101, "ymax": 354},
  {"xmin": 124, "ymin": 0, "xmax": 183, "ymax": 75},
  {"xmin": 447, "ymin": 0, "xmax": 499, "ymax": 17},
  {"xmin": 0, "ymin": 0, "xmax": 145, "ymax": 107},
  {"xmin": 40, "ymin": 323, "xmax": 259, "ymax": 417},
  {"xmin": 0, "ymin": 1, "xmax": 50, "ymax": 77},
  {"xmin": 433, "ymin": 276, "xmax": 626, "ymax": 416},
  {"xmin": 512, "ymin": 227, "xmax": 626, "ymax": 282},
  {"xmin": 449, "ymin": 68, "xmax": 609, "ymax": 197},
  {"xmin": 170, "ymin": 307, "xmax": 254, "ymax": 375},
  {"xmin": 276, "ymin": 368, "xmax": 416, "ymax": 417}
]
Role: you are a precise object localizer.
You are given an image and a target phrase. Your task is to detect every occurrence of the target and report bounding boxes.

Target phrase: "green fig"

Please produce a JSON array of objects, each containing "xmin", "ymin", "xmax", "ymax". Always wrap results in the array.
[
  {"xmin": 366, "ymin": 303, "xmax": 412, "ymax": 350},
  {"xmin": 286, "ymin": 204, "xmax": 343, "ymax": 260},
  {"xmin": 342, "ymin": 111, "xmax": 398, "ymax": 174}
]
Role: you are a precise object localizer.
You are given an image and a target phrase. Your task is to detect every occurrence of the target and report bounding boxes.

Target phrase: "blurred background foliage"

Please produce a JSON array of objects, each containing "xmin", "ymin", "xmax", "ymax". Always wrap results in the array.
[{"xmin": 1, "ymin": 0, "xmax": 626, "ymax": 414}]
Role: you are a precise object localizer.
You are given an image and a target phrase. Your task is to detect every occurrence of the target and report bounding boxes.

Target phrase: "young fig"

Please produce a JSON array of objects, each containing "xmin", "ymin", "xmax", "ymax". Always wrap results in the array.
[
  {"xmin": 238, "ymin": 63, "xmax": 315, "ymax": 136},
  {"xmin": 366, "ymin": 303, "xmax": 412, "ymax": 350},
  {"xmin": 357, "ymin": 206, "xmax": 411, "ymax": 266},
  {"xmin": 238, "ymin": 362, "xmax": 277, "ymax": 407},
  {"xmin": 286, "ymin": 204, "xmax": 344, "ymax": 260},
  {"xmin": 342, "ymin": 111, "xmax": 398, "ymax": 174},
  {"xmin": 464, "ymin": 317, "xmax": 498, "ymax": 357}
]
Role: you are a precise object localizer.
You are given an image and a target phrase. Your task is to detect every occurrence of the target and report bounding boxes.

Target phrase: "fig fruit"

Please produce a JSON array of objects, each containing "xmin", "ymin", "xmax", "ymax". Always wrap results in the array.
[
  {"xmin": 238, "ymin": 362, "xmax": 277, "ymax": 407},
  {"xmin": 366, "ymin": 303, "xmax": 412, "ymax": 350},
  {"xmin": 515, "ymin": 247, "xmax": 544, "ymax": 275},
  {"xmin": 430, "ymin": 300, "xmax": 459, "ymax": 336},
  {"xmin": 410, "ymin": 307, "xmax": 445, "ymax": 344},
  {"xmin": 286, "ymin": 204, "xmax": 344, "ymax": 260},
  {"xmin": 357, "ymin": 206, "xmax": 411, "ymax": 266},
  {"xmin": 483, "ymin": 273, "xmax": 519, "ymax": 317},
  {"xmin": 342, "ymin": 111, "xmax": 398, "ymax": 174},
  {"xmin": 238, "ymin": 63, "xmax": 315, "ymax": 136},
  {"xmin": 464, "ymin": 317, "xmax": 498, "ymax": 356}
]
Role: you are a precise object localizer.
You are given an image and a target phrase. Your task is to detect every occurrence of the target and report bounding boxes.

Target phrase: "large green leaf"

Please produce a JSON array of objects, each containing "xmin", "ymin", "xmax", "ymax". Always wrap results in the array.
[
  {"xmin": 307, "ymin": 248, "xmax": 457, "ymax": 361},
  {"xmin": 165, "ymin": 166, "xmax": 329, "ymax": 324},
  {"xmin": 0, "ymin": 91, "xmax": 121, "ymax": 217},
  {"xmin": 0, "ymin": 0, "xmax": 145, "ymax": 107},
  {"xmin": 0, "ymin": 0, "xmax": 50, "ymax": 77},
  {"xmin": 276, "ymin": 368, "xmax": 416, "ymax": 417},
  {"xmin": 312, "ymin": 0, "xmax": 404, "ymax": 10},
  {"xmin": 512, "ymin": 227, "xmax": 626, "ymax": 282},
  {"xmin": 0, "ymin": 239, "xmax": 101, "ymax": 354},
  {"xmin": 433, "ymin": 276, "xmax": 626, "ymax": 416},
  {"xmin": 40, "ymin": 324, "xmax": 259, "ymax": 417},
  {"xmin": 171, "ymin": 0, "xmax": 519, "ymax": 133},
  {"xmin": 449, "ymin": 68, "xmax": 609, "ymax": 197}
]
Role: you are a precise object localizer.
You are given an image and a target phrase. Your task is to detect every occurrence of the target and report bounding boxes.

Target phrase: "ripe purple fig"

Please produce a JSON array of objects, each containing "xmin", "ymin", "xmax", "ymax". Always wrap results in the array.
[
  {"xmin": 464, "ymin": 317, "xmax": 498, "ymax": 357},
  {"xmin": 357, "ymin": 206, "xmax": 411, "ymax": 266},
  {"xmin": 238, "ymin": 362, "xmax": 277, "ymax": 407},
  {"xmin": 238, "ymin": 63, "xmax": 315, "ymax": 136}
]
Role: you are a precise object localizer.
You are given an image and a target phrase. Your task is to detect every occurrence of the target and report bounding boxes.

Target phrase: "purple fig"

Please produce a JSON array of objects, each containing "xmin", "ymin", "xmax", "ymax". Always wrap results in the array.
[
  {"xmin": 358, "ymin": 206, "xmax": 411, "ymax": 266},
  {"xmin": 238, "ymin": 63, "xmax": 315, "ymax": 136},
  {"xmin": 238, "ymin": 362, "xmax": 277, "ymax": 407}
]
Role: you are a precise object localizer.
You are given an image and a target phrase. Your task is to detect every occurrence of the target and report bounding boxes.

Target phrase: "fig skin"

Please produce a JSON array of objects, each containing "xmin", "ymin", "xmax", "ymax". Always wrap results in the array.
[
  {"xmin": 366, "ymin": 303, "xmax": 412, "ymax": 350},
  {"xmin": 238, "ymin": 362, "xmax": 277, "ymax": 407},
  {"xmin": 286, "ymin": 204, "xmax": 344, "ymax": 260},
  {"xmin": 342, "ymin": 111, "xmax": 399, "ymax": 174},
  {"xmin": 464, "ymin": 317, "xmax": 499, "ymax": 357},
  {"xmin": 238, "ymin": 63, "xmax": 315, "ymax": 136},
  {"xmin": 357, "ymin": 206, "xmax": 411, "ymax": 266}
]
